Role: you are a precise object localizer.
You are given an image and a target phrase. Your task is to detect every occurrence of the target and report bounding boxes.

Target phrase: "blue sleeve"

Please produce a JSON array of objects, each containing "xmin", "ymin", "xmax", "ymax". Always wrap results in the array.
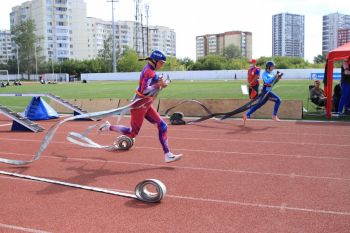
[
  {"xmin": 255, "ymin": 68, "xmax": 260, "ymax": 76},
  {"xmin": 150, "ymin": 74, "xmax": 160, "ymax": 85}
]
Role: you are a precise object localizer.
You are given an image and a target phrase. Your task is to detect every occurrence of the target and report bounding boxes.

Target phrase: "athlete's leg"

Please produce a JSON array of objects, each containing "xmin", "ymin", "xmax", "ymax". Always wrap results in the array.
[
  {"xmin": 249, "ymin": 85, "xmax": 259, "ymax": 99},
  {"xmin": 109, "ymin": 124, "xmax": 132, "ymax": 135},
  {"xmin": 107, "ymin": 98, "xmax": 153, "ymax": 136},
  {"xmin": 145, "ymin": 106, "xmax": 182, "ymax": 162},
  {"xmin": 248, "ymin": 87, "xmax": 253, "ymax": 99},
  {"xmin": 268, "ymin": 92, "xmax": 281, "ymax": 116},
  {"xmin": 107, "ymin": 108, "xmax": 147, "ymax": 136},
  {"xmin": 338, "ymin": 83, "xmax": 350, "ymax": 113},
  {"xmin": 342, "ymin": 83, "xmax": 350, "ymax": 112},
  {"xmin": 246, "ymin": 92, "xmax": 269, "ymax": 117},
  {"xmin": 145, "ymin": 106, "xmax": 169, "ymax": 153}
]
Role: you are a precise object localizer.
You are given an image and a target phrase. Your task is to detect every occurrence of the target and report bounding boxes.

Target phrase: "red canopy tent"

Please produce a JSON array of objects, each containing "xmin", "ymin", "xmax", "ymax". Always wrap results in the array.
[{"xmin": 324, "ymin": 42, "xmax": 350, "ymax": 118}]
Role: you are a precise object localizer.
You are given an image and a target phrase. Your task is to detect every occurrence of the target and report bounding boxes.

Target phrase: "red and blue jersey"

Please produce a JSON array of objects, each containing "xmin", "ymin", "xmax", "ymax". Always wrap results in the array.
[
  {"xmin": 248, "ymin": 66, "xmax": 260, "ymax": 86},
  {"xmin": 135, "ymin": 63, "xmax": 161, "ymax": 98}
]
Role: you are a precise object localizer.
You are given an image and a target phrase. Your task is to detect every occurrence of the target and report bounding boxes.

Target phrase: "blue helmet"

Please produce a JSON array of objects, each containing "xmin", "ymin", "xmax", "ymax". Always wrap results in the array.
[
  {"xmin": 150, "ymin": 49, "xmax": 166, "ymax": 62},
  {"xmin": 265, "ymin": 61, "xmax": 275, "ymax": 70}
]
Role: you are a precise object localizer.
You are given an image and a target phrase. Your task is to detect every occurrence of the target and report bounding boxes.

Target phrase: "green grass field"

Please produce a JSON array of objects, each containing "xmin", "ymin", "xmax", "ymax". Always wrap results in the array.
[{"xmin": 0, "ymin": 79, "xmax": 345, "ymax": 120}]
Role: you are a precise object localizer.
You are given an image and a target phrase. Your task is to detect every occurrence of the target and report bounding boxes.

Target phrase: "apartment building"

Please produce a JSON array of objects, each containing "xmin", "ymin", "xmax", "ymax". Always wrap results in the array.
[
  {"xmin": 8, "ymin": 0, "xmax": 175, "ymax": 62},
  {"xmin": 10, "ymin": 0, "xmax": 88, "ymax": 61},
  {"xmin": 0, "ymin": 30, "xmax": 15, "ymax": 64},
  {"xmin": 146, "ymin": 25, "xmax": 176, "ymax": 57},
  {"xmin": 196, "ymin": 31, "xmax": 252, "ymax": 59},
  {"xmin": 323, "ymin": 13, "xmax": 350, "ymax": 53},
  {"xmin": 86, "ymin": 17, "xmax": 176, "ymax": 59},
  {"xmin": 272, "ymin": 13, "xmax": 305, "ymax": 58},
  {"xmin": 86, "ymin": 18, "xmax": 134, "ymax": 59},
  {"xmin": 338, "ymin": 28, "xmax": 350, "ymax": 47}
]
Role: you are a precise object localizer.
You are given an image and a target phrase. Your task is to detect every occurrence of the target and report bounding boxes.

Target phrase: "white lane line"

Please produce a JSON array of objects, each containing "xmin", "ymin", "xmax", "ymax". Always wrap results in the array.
[
  {"xmin": 5, "ymin": 132, "xmax": 343, "ymax": 149},
  {"xmin": 1, "ymin": 137, "xmax": 350, "ymax": 161},
  {"xmin": 148, "ymin": 147, "xmax": 350, "ymax": 161},
  {"xmin": 0, "ymin": 223, "xmax": 50, "ymax": 233},
  {"xmin": 2, "ymin": 137, "xmax": 349, "ymax": 161},
  {"xmin": 23, "ymin": 123, "xmax": 350, "ymax": 138},
  {"xmin": 1, "ymin": 151, "xmax": 350, "ymax": 182},
  {"xmin": 3, "ymin": 118, "xmax": 350, "ymax": 137},
  {"xmin": 167, "ymin": 195, "xmax": 350, "ymax": 216},
  {"xmin": 167, "ymin": 127, "xmax": 350, "ymax": 137},
  {"xmin": 0, "ymin": 123, "xmax": 11, "ymax": 127},
  {"xmin": 143, "ymin": 135, "xmax": 350, "ymax": 148}
]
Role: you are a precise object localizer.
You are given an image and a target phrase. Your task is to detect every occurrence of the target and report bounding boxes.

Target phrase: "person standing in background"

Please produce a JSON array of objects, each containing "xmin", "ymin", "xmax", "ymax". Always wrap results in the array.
[
  {"xmin": 338, "ymin": 56, "xmax": 350, "ymax": 114},
  {"xmin": 247, "ymin": 59, "xmax": 260, "ymax": 99}
]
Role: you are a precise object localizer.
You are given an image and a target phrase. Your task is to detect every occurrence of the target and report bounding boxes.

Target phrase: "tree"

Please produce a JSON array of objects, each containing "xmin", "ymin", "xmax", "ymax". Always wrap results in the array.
[
  {"xmin": 313, "ymin": 54, "xmax": 326, "ymax": 64},
  {"xmin": 97, "ymin": 35, "xmax": 121, "ymax": 72},
  {"xmin": 98, "ymin": 36, "xmax": 112, "ymax": 72},
  {"xmin": 11, "ymin": 19, "xmax": 41, "ymax": 77},
  {"xmin": 224, "ymin": 44, "xmax": 242, "ymax": 59},
  {"xmin": 226, "ymin": 58, "xmax": 249, "ymax": 70},
  {"xmin": 191, "ymin": 55, "xmax": 226, "ymax": 70},
  {"xmin": 178, "ymin": 57, "xmax": 195, "ymax": 70},
  {"xmin": 117, "ymin": 48, "xmax": 144, "ymax": 72},
  {"xmin": 161, "ymin": 57, "xmax": 186, "ymax": 71}
]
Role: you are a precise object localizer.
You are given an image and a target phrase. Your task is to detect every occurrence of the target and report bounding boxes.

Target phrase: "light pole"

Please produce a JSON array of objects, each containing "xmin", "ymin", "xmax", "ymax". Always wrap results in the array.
[
  {"xmin": 51, "ymin": 56, "xmax": 54, "ymax": 75},
  {"xmin": 16, "ymin": 45, "xmax": 20, "ymax": 81},
  {"xmin": 107, "ymin": 0, "xmax": 118, "ymax": 73},
  {"xmin": 145, "ymin": 4, "xmax": 149, "ymax": 56},
  {"xmin": 34, "ymin": 44, "xmax": 38, "ymax": 75}
]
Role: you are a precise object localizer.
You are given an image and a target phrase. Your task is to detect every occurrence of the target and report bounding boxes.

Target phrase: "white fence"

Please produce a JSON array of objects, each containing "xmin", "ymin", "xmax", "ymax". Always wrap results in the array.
[
  {"xmin": 1, "ymin": 73, "xmax": 69, "ymax": 82},
  {"xmin": 81, "ymin": 69, "xmax": 341, "ymax": 81},
  {"xmin": 3, "ymin": 69, "xmax": 340, "ymax": 82}
]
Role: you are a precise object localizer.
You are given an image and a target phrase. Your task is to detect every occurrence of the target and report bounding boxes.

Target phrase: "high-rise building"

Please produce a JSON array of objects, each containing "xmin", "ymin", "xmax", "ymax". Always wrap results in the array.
[
  {"xmin": 196, "ymin": 31, "xmax": 252, "ymax": 59},
  {"xmin": 10, "ymin": 0, "xmax": 88, "ymax": 62},
  {"xmin": 323, "ymin": 13, "xmax": 350, "ymax": 53},
  {"xmin": 338, "ymin": 28, "xmax": 350, "ymax": 47},
  {"xmin": 86, "ymin": 17, "xmax": 176, "ymax": 59},
  {"xmin": 0, "ymin": 30, "xmax": 15, "ymax": 64},
  {"xmin": 272, "ymin": 13, "xmax": 305, "ymax": 58}
]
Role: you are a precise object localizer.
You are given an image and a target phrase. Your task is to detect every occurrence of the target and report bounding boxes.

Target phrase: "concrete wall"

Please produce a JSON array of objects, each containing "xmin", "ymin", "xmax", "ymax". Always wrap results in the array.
[
  {"xmin": 50, "ymin": 98, "xmax": 303, "ymax": 119},
  {"xmin": 158, "ymin": 99, "xmax": 303, "ymax": 120},
  {"xmin": 81, "ymin": 69, "xmax": 341, "ymax": 81}
]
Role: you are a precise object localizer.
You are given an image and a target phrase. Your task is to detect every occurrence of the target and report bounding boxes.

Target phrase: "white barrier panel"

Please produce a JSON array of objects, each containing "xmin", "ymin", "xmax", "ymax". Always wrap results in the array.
[
  {"xmin": 6, "ymin": 73, "xmax": 69, "ymax": 82},
  {"xmin": 81, "ymin": 69, "xmax": 341, "ymax": 81}
]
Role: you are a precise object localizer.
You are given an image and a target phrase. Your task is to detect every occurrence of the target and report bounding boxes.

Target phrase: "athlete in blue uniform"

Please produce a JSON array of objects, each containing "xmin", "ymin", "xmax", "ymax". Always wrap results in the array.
[{"xmin": 243, "ymin": 61, "xmax": 282, "ymax": 125}]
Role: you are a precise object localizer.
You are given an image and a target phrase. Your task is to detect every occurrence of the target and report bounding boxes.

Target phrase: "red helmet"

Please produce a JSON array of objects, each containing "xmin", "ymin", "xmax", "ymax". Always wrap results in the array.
[{"xmin": 249, "ymin": 59, "xmax": 257, "ymax": 64}]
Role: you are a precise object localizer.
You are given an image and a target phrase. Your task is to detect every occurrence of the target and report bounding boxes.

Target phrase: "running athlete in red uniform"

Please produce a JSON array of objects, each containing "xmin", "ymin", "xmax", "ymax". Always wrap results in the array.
[
  {"xmin": 99, "ymin": 50, "xmax": 182, "ymax": 163},
  {"xmin": 247, "ymin": 59, "xmax": 260, "ymax": 99}
]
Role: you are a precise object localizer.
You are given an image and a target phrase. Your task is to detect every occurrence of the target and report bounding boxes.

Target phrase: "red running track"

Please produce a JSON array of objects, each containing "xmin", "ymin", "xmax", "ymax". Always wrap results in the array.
[{"xmin": 0, "ymin": 117, "xmax": 350, "ymax": 233}]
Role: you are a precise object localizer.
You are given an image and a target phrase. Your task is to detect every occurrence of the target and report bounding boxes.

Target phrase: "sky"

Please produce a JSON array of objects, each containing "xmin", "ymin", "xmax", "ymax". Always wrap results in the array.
[{"xmin": 1, "ymin": 0, "xmax": 349, "ymax": 62}]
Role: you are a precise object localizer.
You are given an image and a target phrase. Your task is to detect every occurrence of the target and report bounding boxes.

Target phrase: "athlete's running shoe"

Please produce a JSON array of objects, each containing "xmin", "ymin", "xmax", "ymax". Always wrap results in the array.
[
  {"xmin": 99, "ymin": 121, "xmax": 111, "ymax": 132},
  {"xmin": 164, "ymin": 152, "xmax": 183, "ymax": 163}
]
